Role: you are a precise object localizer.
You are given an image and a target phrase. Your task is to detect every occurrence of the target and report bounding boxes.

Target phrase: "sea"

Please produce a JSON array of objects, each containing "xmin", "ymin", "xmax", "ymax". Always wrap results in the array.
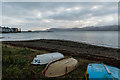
[{"xmin": 0, "ymin": 31, "xmax": 118, "ymax": 49}]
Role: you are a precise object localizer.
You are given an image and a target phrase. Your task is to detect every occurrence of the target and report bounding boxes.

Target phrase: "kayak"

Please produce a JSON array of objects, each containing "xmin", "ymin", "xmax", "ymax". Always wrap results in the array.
[
  {"xmin": 85, "ymin": 63, "xmax": 120, "ymax": 80},
  {"xmin": 31, "ymin": 52, "xmax": 64, "ymax": 65},
  {"xmin": 42, "ymin": 57, "xmax": 78, "ymax": 77}
]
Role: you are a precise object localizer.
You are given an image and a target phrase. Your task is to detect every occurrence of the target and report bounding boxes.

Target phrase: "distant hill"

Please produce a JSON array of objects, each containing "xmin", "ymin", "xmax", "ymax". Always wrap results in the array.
[{"xmin": 46, "ymin": 25, "xmax": 118, "ymax": 31}]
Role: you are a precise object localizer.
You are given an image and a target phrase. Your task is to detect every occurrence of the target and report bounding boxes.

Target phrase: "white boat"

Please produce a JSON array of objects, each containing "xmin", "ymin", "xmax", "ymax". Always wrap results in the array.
[{"xmin": 31, "ymin": 52, "xmax": 64, "ymax": 65}]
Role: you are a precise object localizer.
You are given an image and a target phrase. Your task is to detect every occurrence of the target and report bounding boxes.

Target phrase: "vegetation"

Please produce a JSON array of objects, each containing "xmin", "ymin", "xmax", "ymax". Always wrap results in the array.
[{"xmin": 2, "ymin": 44, "xmax": 99, "ymax": 79}]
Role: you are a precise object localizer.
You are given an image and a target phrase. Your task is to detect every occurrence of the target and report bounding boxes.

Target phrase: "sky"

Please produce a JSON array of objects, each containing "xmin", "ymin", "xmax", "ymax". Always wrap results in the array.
[{"xmin": 2, "ymin": 2, "xmax": 118, "ymax": 31}]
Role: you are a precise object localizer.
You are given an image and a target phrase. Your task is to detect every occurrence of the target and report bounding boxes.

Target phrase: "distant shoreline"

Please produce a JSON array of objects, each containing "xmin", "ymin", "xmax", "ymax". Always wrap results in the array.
[
  {"xmin": 3, "ymin": 39, "xmax": 120, "ymax": 68},
  {"xmin": 1, "ymin": 30, "xmax": 118, "ymax": 34},
  {"xmin": 1, "ymin": 30, "xmax": 118, "ymax": 35}
]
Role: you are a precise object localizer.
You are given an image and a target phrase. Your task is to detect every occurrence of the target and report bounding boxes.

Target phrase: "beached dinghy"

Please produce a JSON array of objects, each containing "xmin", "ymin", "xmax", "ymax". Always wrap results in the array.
[
  {"xmin": 85, "ymin": 63, "xmax": 120, "ymax": 80},
  {"xmin": 42, "ymin": 58, "xmax": 78, "ymax": 77},
  {"xmin": 31, "ymin": 52, "xmax": 64, "ymax": 65}
]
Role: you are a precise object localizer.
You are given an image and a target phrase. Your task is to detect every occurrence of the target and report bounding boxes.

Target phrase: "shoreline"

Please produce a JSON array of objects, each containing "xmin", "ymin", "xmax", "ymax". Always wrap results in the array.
[
  {"xmin": 2, "ymin": 39, "xmax": 120, "ymax": 68},
  {"xmin": 1, "ymin": 39, "xmax": 118, "ymax": 49}
]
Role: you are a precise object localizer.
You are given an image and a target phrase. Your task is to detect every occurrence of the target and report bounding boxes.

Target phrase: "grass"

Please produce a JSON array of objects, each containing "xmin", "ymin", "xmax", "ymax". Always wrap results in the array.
[{"xmin": 2, "ymin": 44, "xmax": 99, "ymax": 80}]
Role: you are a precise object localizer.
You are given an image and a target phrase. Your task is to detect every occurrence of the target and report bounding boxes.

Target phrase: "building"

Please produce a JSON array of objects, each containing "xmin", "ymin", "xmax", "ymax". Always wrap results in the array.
[{"xmin": 0, "ymin": 26, "xmax": 21, "ymax": 33}]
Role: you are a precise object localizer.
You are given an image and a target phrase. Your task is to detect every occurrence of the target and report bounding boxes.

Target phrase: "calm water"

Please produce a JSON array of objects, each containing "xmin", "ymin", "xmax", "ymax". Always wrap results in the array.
[{"xmin": 0, "ymin": 31, "xmax": 118, "ymax": 48}]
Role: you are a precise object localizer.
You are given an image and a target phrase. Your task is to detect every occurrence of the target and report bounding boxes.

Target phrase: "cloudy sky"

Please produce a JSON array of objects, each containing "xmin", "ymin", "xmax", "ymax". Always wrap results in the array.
[{"xmin": 2, "ymin": 2, "xmax": 118, "ymax": 31}]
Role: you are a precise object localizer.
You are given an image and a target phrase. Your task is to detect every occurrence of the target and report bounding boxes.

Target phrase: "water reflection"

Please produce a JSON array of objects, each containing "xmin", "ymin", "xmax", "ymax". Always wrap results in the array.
[{"xmin": 1, "ymin": 31, "xmax": 118, "ymax": 48}]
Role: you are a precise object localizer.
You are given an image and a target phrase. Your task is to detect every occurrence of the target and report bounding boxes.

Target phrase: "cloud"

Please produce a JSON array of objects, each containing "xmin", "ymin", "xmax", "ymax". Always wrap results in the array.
[{"xmin": 2, "ymin": 2, "xmax": 118, "ymax": 30}]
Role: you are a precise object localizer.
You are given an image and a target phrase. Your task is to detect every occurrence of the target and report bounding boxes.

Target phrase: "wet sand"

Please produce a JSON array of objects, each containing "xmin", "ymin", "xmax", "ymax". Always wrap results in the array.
[{"xmin": 2, "ymin": 39, "xmax": 120, "ymax": 68}]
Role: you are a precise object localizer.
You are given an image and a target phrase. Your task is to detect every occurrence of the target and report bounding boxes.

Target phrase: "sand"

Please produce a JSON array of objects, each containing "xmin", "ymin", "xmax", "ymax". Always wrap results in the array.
[{"xmin": 2, "ymin": 39, "xmax": 120, "ymax": 68}]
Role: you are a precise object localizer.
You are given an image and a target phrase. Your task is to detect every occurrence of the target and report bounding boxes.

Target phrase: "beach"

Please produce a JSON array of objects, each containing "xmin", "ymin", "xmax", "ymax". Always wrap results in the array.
[
  {"xmin": 2, "ymin": 42, "xmax": 98, "ymax": 79},
  {"xmin": 2, "ymin": 1, "xmax": 119, "ymax": 79},
  {"xmin": 2, "ymin": 39, "xmax": 120, "ymax": 68}
]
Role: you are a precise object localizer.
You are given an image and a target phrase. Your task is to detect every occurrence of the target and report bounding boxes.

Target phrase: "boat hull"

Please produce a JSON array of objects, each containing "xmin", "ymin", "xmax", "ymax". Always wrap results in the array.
[
  {"xmin": 42, "ymin": 58, "xmax": 78, "ymax": 77},
  {"xmin": 86, "ymin": 63, "xmax": 120, "ymax": 80},
  {"xmin": 31, "ymin": 52, "xmax": 64, "ymax": 65}
]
